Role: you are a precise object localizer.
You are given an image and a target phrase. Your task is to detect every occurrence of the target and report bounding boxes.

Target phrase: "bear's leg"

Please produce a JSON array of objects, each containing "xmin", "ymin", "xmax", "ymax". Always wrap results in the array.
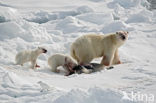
[
  {"xmin": 71, "ymin": 49, "xmax": 80, "ymax": 63},
  {"xmin": 35, "ymin": 64, "xmax": 40, "ymax": 68},
  {"xmin": 73, "ymin": 45, "xmax": 93, "ymax": 65},
  {"xmin": 31, "ymin": 60, "xmax": 36, "ymax": 69},
  {"xmin": 51, "ymin": 65, "xmax": 60, "ymax": 73},
  {"xmin": 112, "ymin": 49, "xmax": 121, "ymax": 65},
  {"xmin": 78, "ymin": 52, "xmax": 93, "ymax": 65},
  {"xmin": 79, "ymin": 57, "xmax": 93, "ymax": 65},
  {"xmin": 15, "ymin": 58, "xmax": 23, "ymax": 66},
  {"xmin": 101, "ymin": 50, "xmax": 115, "ymax": 66},
  {"xmin": 16, "ymin": 61, "xmax": 24, "ymax": 66}
]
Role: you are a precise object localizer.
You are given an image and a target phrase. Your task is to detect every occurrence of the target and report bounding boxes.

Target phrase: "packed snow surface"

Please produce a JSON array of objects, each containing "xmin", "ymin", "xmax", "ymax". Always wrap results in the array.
[{"xmin": 0, "ymin": 0, "xmax": 156, "ymax": 103}]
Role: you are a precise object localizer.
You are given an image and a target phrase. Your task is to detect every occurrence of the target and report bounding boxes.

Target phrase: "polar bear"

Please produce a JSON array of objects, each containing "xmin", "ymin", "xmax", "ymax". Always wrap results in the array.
[
  {"xmin": 71, "ymin": 31, "xmax": 128, "ymax": 66},
  {"xmin": 48, "ymin": 53, "xmax": 78, "ymax": 75},
  {"xmin": 15, "ymin": 47, "xmax": 47, "ymax": 69}
]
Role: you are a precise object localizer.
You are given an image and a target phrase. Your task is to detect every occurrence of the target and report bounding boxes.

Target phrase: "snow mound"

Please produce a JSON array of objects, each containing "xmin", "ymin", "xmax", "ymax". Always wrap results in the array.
[
  {"xmin": 55, "ymin": 16, "xmax": 87, "ymax": 34},
  {"xmin": 24, "ymin": 10, "xmax": 58, "ymax": 24},
  {"xmin": 76, "ymin": 13, "xmax": 113, "ymax": 25},
  {"xmin": 25, "ymin": 6, "xmax": 93, "ymax": 24},
  {"xmin": 0, "ymin": 67, "xmax": 31, "ymax": 87},
  {"xmin": 89, "ymin": 0, "xmax": 105, "ymax": 2},
  {"xmin": 0, "ymin": 2, "xmax": 13, "ymax": 8},
  {"xmin": 0, "ymin": 6, "xmax": 21, "ymax": 23},
  {"xmin": 76, "ymin": 6, "xmax": 94, "ymax": 14},
  {"xmin": 53, "ymin": 87, "xmax": 133, "ymax": 103},
  {"xmin": 101, "ymin": 21, "xmax": 134, "ymax": 33},
  {"xmin": 108, "ymin": 0, "xmax": 148, "ymax": 9},
  {"xmin": 0, "ymin": 20, "xmax": 52, "ymax": 42},
  {"xmin": 126, "ymin": 9, "xmax": 152, "ymax": 23}
]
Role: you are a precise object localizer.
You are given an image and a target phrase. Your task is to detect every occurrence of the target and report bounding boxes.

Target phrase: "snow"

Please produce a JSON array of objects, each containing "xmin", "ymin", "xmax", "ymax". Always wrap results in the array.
[
  {"xmin": 0, "ymin": 0, "xmax": 156, "ymax": 103},
  {"xmin": 101, "ymin": 21, "xmax": 134, "ymax": 33},
  {"xmin": 0, "ymin": 6, "xmax": 21, "ymax": 23}
]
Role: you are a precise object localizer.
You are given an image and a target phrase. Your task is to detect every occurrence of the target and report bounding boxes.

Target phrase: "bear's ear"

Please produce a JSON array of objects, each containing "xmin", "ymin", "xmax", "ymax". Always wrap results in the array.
[{"xmin": 126, "ymin": 31, "xmax": 129, "ymax": 34}]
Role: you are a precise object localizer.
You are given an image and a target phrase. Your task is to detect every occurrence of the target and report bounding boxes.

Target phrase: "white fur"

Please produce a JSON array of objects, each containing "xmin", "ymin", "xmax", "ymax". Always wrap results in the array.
[
  {"xmin": 48, "ymin": 53, "xmax": 77, "ymax": 73},
  {"xmin": 15, "ymin": 47, "xmax": 46, "ymax": 69},
  {"xmin": 71, "ymin": 31, "xmax": 128, "ymax": 66}
]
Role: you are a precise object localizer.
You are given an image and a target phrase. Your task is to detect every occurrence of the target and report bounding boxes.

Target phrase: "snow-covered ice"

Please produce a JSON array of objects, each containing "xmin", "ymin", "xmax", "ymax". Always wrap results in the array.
[{"xmin": 0, "ymin": 0, "xmax": 156, "ymax": 103}]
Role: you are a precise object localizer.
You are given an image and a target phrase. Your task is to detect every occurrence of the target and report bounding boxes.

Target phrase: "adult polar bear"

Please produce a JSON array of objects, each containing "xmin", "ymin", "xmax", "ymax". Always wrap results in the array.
[{"xmin": 70, "ymin": 31, "xmax": 128, "ymax": 66}]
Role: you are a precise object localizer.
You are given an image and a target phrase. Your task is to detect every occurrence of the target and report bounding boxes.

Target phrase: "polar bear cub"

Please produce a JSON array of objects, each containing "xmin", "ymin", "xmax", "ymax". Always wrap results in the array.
[
  {"xmin": 15, "ymin": 47, "xmax": 47, "ymax": 69},
  {"xmin": 48, "ymin": 53, "xmax": 77, "ymax": 75}
]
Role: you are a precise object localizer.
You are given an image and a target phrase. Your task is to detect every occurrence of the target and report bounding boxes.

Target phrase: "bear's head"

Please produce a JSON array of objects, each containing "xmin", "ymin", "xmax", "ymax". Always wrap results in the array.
[
  {"xmin": 115, "ymin": 31, "xmax": 128, "ymax": 46},
  {"xmin": 37, "ymin": 47, "xmax": 47, "ymax": 54}
]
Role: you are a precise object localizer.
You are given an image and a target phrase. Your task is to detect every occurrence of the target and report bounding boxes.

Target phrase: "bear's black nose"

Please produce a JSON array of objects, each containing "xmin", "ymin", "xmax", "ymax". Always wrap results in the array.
[
  {"xmin": 121, "ymin": 34, "xmax": 126, "ymax": 40},
  {"xmin": 43, "ymin": 49, "xmax": 47, "ymax": 53}
]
